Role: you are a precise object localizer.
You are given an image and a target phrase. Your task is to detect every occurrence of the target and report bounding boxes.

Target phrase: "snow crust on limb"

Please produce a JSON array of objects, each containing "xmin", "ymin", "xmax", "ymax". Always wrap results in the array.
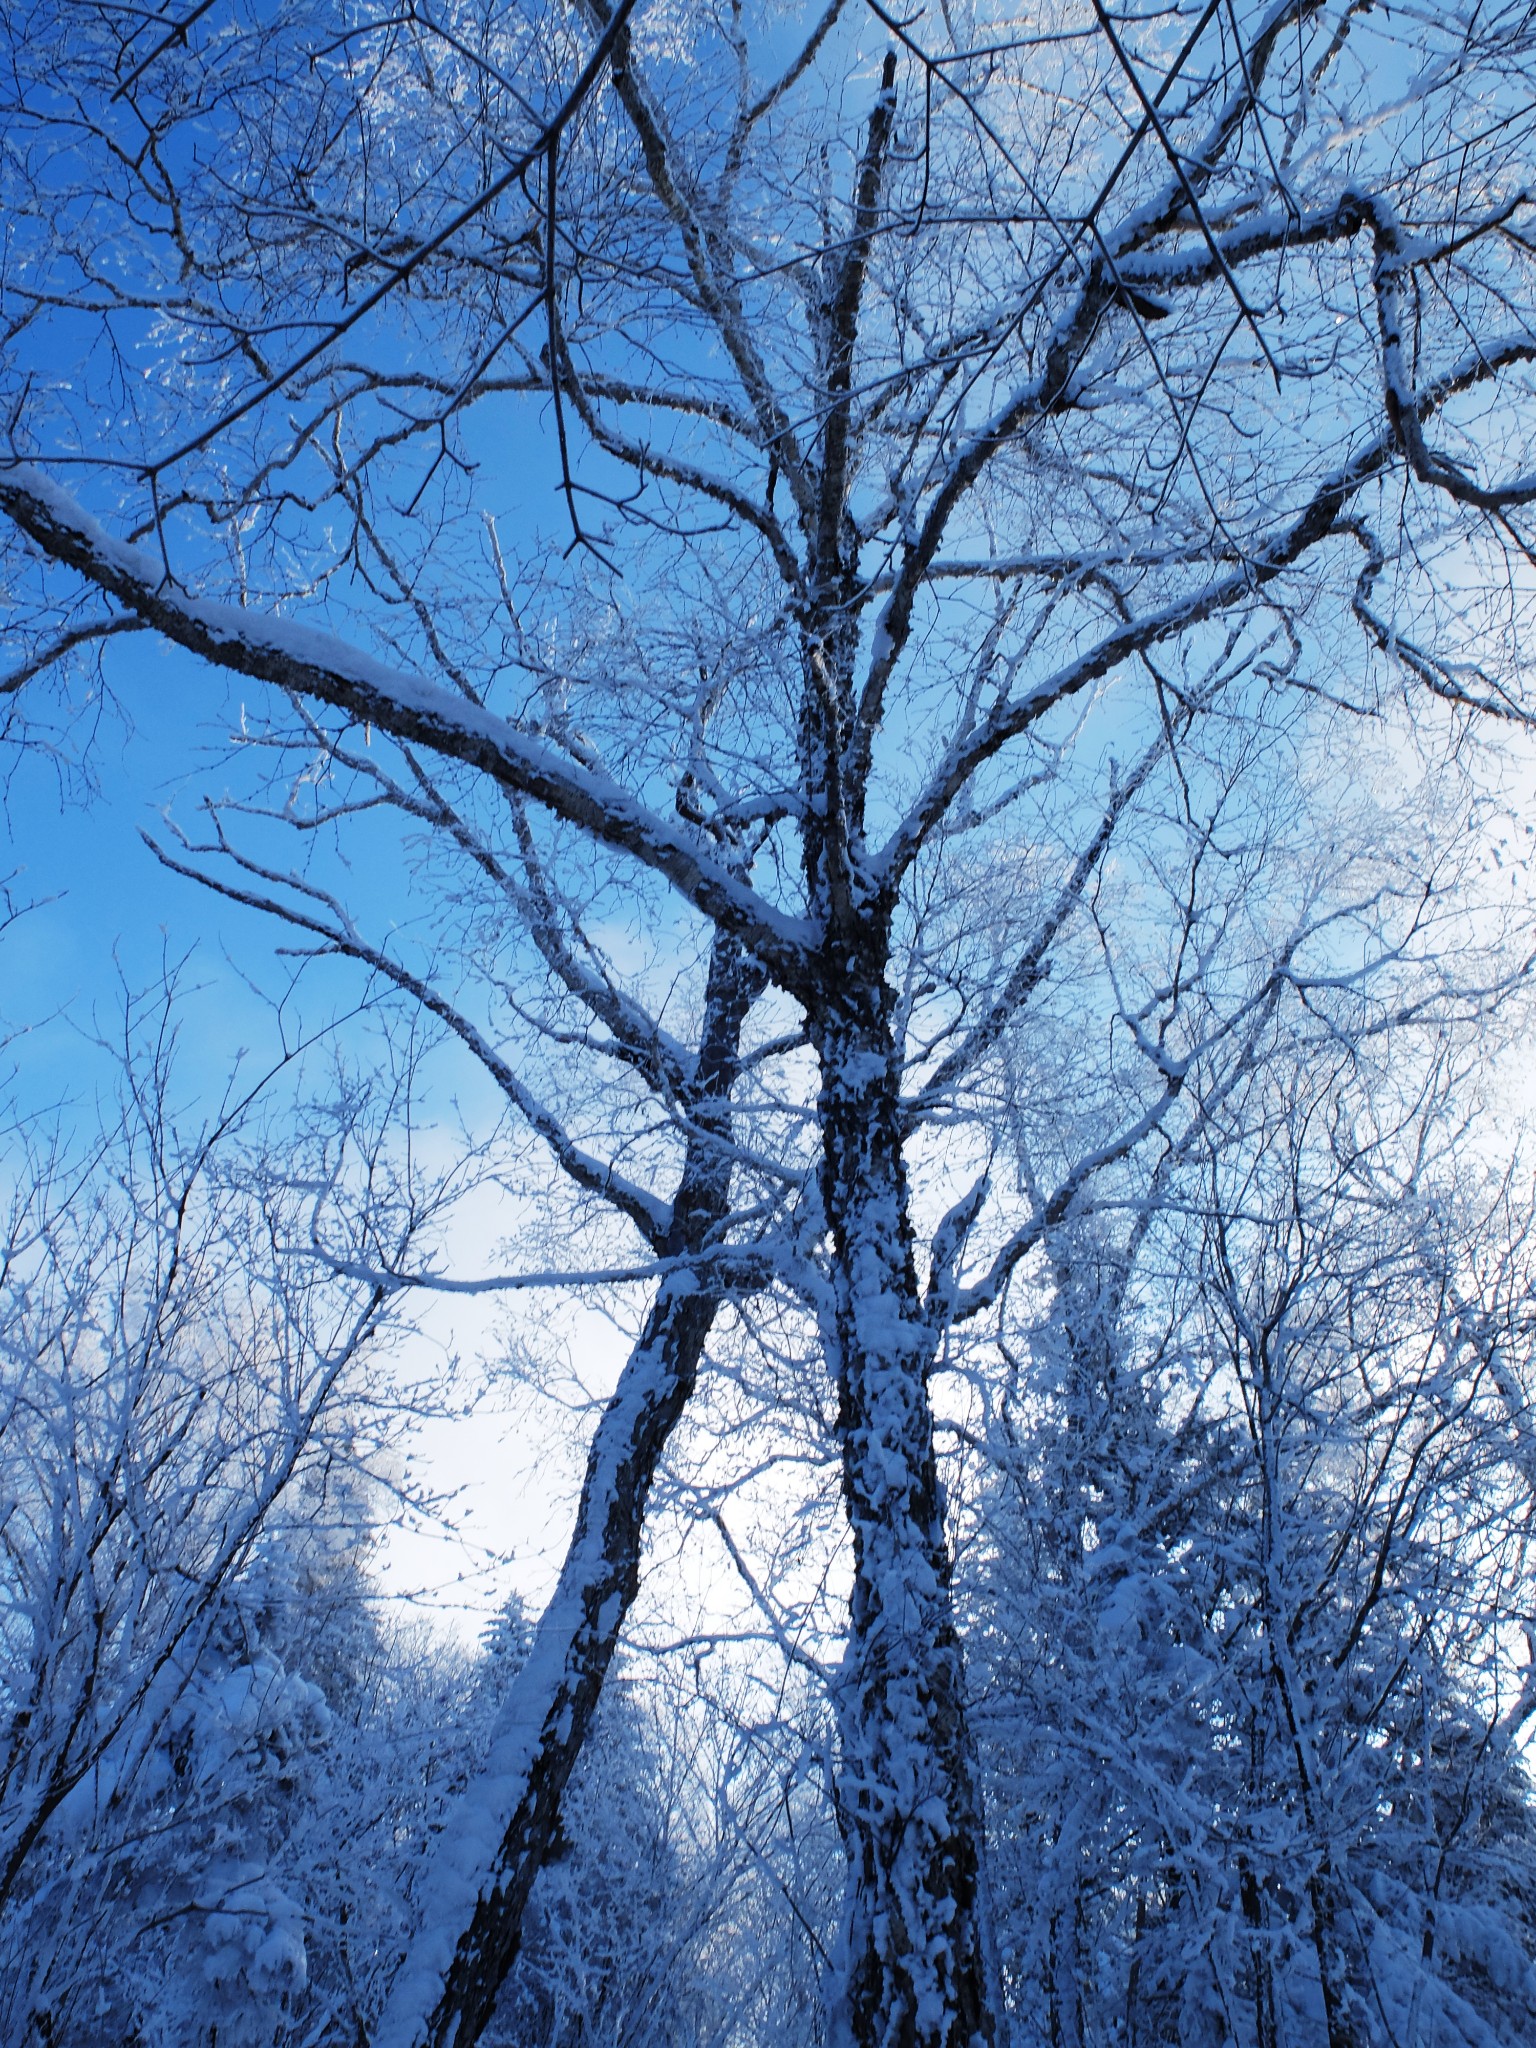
[
  {"xmin": 376, "ymin": 932, "xmax": 763, "ymax": 2048},
  {"xmin": 0, "ymin": 466, "xmax": 814, "ymax": 984},
  {"xmin": 374, "ymin": 1285, "xmax": 709, "ymax": 2048}
]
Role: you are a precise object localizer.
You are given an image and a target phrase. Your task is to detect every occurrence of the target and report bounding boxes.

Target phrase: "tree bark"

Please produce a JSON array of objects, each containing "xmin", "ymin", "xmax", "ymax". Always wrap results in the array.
[
  {"xmin": 1308, "ymin": 1864, "xmax": 1365, "ymax": 2048},
  {"xmin": 373, "ymin": 934, "xmax": 762, "ymax": 2048},
  {"xmin": 813, "ymin": 968, "xmax": 995, "ymax": 2048}
]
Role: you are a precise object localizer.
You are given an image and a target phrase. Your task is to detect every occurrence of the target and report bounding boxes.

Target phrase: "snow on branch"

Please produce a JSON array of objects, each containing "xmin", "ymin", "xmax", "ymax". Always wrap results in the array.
[{"xmin": 0, "ymin": 466, "xmax": 816, "ymax": 986}]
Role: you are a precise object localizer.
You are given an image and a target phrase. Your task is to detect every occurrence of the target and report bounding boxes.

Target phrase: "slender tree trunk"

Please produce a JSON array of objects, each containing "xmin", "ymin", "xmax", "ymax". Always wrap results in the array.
[
  {"xmin": 1308, "ymin": 1864, "xmax": 1364, "ymax": 2048},
  {"xmin": 374, "ymin": 935, "xmax": 762, "ymax": 2048},
  {"xmin": 1241, "ymin": 1864, "xmax": 1277, "ymax": 2048},
  {"xmin": 1243, "ymin": 1710, "xmax": 1278, "ymax": 2048},
  {"xmin": 1125, "ymin": 1888, "xmax": 1147, "ymax": 2048},
  {"xmin": 814, "ymin": 969, "xmax": 995, "ymax": 2048}
]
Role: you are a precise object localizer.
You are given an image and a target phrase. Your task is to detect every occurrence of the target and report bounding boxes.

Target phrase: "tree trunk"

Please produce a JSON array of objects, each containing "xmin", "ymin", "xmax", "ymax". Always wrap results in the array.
[
  {"xmin": 814, "ymin": 970, "xmax": 995, "ymax": 2048},
  {"xmin": 374, "ymin": 935, "xmax": 762, "ymax": 2048},
  {"xmin": 1241, "ymin": 1864, "xmax": 1277, "ymax": 2048},
  {"xmin": 1308, "ymin": 1865, "xmax": 1365, "ymax": 2048}
]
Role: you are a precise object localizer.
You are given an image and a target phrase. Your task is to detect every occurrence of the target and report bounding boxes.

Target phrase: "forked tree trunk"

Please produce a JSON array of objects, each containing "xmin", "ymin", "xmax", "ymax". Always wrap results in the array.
[
  {"xmin": 814, "ymin": 970, "xmax": 995, "ymax": 2048},
  {"xmin": 374, "ymin": 935, "xmax": 762, "ymax": 2048}
]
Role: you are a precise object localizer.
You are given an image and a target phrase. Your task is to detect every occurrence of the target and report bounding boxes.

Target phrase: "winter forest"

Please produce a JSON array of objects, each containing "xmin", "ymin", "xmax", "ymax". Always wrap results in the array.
[{"xmin": 3, "ymin": 1, "xmax": 1536, "ymax": 2044}]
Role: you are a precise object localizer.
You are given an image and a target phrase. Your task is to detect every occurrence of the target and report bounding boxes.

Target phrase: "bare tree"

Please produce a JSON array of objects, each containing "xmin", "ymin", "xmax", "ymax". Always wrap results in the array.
[
  {"xmin": 0, "ymin": 975, "xmax": 431, "ymax": 2041},
  {"xmin": 3, "ymin": 3, "xmax": 1536, "ymax": 2045}
]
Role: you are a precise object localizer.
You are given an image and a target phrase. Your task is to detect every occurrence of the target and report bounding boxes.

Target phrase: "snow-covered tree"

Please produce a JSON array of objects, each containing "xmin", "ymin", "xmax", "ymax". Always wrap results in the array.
[
  {"xmin": 3, "ymin": 4, "xmax": 1536, "ymax": 2045},
  {"xmin": 0, "ymin": 985, "xmax": 433, "ymax": 2043},
  {"xmin": 971, "ymin": 1023, "xmax": 1536, "ymax": 2048}
]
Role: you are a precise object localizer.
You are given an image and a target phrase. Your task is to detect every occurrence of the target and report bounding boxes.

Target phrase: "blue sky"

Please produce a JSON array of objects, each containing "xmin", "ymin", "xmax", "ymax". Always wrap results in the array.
[{"xmin": 5, "ymin": 639, "xmax": 277, "ymax": 1098}]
